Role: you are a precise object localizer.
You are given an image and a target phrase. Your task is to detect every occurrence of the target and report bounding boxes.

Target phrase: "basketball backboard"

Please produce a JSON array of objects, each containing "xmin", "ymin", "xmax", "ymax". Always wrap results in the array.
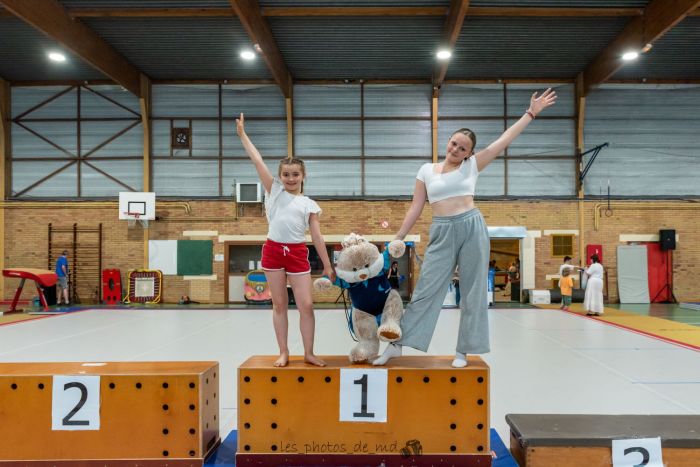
[{"xmin": 119, "ymin": 192, "xmax": 156, "ymax": 220}]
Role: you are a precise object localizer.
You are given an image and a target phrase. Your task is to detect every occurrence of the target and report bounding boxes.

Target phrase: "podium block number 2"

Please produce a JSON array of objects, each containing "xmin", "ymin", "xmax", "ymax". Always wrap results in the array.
[
  {"xmin": 339, "ymin": 369, "xmax": 387, "ymax": 423},
  {"xmin": 52, "ymin": 375, "xmax": 101, "ymax": 430}
]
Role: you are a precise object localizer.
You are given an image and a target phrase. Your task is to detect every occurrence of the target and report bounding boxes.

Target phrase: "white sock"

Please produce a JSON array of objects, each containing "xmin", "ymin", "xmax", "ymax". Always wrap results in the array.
[
  {"xmin": 452, "ymin": 352, "xmax": 468, "ymax": 368},
  {"xmin": 372, "ymin": 343, "xmax": 402, "ymax": 366}
]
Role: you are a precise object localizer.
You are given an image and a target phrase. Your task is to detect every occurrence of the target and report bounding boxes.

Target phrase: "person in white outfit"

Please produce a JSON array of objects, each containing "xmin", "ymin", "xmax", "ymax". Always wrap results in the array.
[{"xmin": 583, "ymin": 254, "xmax": 604, "ymax": 316}]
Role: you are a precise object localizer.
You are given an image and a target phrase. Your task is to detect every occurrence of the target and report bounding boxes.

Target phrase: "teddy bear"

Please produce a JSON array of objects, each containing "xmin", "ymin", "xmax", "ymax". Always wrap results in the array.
[{"xmin": 315, "ymin": 233, "xmax": 406, "ymax": 364}]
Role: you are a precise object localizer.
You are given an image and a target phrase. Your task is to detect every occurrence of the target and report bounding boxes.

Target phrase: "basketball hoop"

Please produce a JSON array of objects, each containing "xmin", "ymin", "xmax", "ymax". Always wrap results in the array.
[{"xmin": 124, "ymin": 212, "xmax": 149, "ymax": 229}]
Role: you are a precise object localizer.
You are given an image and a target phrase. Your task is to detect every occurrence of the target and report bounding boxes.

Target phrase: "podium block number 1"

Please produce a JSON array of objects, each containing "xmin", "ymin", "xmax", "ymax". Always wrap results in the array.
[
  {"xmin": 339, "ymin": 369, "xmax": 387, "ymax": 423},
  {"xmin": 52, "ymin": 375, "xmax": 101, "ymax": 430}
]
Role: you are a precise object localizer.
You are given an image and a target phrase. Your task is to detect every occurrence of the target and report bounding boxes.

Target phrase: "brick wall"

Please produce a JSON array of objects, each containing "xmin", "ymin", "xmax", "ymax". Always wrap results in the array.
[{"xmin": 3, "ymin": 199, "xmax": 698, "ymax": 304}]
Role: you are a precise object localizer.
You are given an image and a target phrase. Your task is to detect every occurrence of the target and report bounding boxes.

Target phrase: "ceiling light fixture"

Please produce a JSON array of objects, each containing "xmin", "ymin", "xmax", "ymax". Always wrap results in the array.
[
  {"xmin": 48, "ymin": 52, "xmax": 66, "ymax": 62},
  {"xmin": 622, "ymin": 51, "xmax": 639, "ymax": 61},
  {"xmin": 240, "ymin": 50, "xmax": 256, "ymax": 60},
  {"xmin": 436, "ymin": 49, "xmax": 452, "ymax": 60},
  {"xmin": 641, "ymin": 43, "xmax": 653, "ymax": 53}
]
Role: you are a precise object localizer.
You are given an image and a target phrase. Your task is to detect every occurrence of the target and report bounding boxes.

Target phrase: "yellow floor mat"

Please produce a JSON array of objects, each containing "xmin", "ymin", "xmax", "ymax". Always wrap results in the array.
[
  {"xmin": 0, "ymin": 312, "xmax": 46, "ymax": 326},
  {"xmin": 536, "ymin": 303, "xmax": 700, "ymax": 350}
]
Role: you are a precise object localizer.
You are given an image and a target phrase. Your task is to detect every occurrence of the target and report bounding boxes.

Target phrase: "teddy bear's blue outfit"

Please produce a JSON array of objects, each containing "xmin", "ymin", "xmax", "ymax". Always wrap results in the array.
[{"xmin": 335, "ymin": 250, "xmax": 391, "ymax": 317}]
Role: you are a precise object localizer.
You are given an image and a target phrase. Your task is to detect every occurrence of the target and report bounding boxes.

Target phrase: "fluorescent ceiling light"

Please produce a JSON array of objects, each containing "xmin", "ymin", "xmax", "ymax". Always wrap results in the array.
[
  {"xmin": 622, "ymin": 51, "xmax": 639, "ymax": 61},
  {"xmin": 436, "ymin": 49, "xmax": 452, "ymax": 60},
  {"xmin": 48, "ymin": 52, "xmax": 66, "ymax": 62},
  {"xmin": 240, "ymin": 50, "xmax": 256, "ymax": 60}
]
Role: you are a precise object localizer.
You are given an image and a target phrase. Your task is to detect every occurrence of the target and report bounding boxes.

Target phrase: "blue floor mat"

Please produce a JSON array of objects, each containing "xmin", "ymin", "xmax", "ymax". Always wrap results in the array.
[{"xmin": 205, "ymin": 428, "xmax": 517, "ymax": 466}]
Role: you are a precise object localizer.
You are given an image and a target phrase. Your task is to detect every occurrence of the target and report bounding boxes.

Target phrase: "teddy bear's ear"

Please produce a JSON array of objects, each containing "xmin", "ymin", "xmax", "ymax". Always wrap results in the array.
[{"xmin": 342, "ymin": 232, "xmax": 367, "ymax": 249}]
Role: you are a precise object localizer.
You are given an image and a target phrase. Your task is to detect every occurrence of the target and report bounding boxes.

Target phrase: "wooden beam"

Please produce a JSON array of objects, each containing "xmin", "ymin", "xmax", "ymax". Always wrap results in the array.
[
  {"xmin": 69, "ymin": 8, "xmax": 235, "ymax": 17},
  {"xmin": 0, "ymin": 78, "xmax": 10, "ymax": 199},
  {"xmin": 581, "ymin": 0, "xmax": 700, "ymax": 95},
  {"xmin": 262, "ymin": 6, "xmax": 446, "ymax": 17},
  {"xmin": 0, "ymin": 78, "xmax": 10, "ymax": 300},
  {"xmin": 433, "ymin": 0, "xmax": 470, "ymax": 97},
  {"xmin": 140, "ymin": 75, "xmax": 151, "ymax": 193},
  {"xmin": 286, "ymin": 97, "xmax": 293, "ymax": 158},
  {"xmin": 6, "ymin": 6, "xmax": 685, "ymax": 18},
  {"xmin": 575, "ymin": 73, "xmax": 586, "ymax": 267},
  {"xmin": 431, "ymin": 97, "xmax": 438, "ymax": 163},
  {"xmin": 228, "ymin": 0, "xmax": 292, "ymax": 98},
  {"xmin": 0, "ymin": 0, "xmax": 144, "ymax": 96},
  {"xmin": 468, "ymin": 7, "xmax": 643, "ymax": 17}
]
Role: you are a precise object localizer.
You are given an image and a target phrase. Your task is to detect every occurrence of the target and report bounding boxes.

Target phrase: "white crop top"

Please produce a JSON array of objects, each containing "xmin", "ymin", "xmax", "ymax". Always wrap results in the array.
[{"xmin": 416, "ymin": 157, "xmax": 479, "ymax": 203}]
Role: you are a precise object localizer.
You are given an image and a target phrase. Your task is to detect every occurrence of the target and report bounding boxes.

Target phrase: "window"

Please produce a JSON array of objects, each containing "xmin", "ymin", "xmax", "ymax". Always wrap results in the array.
[
  {"xmin": 552, "ymin": 235, "xmax": 574, "ymax": 257},
  {"xmin": 308, "ymin": 245, "xmax": 335, "ymax": 275},
  {"xmin": 228, "ymin": 244, "xmax": 335, "ymax": 275},
  {"xmin": 228, "ymin": 245, "xmax": 263, "ymax": 273}
]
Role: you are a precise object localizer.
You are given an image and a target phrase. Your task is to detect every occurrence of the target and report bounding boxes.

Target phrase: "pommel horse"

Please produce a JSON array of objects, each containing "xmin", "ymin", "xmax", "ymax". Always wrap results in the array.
[{"xmin": 2, "ymin": 268, "xmax": 58, "ymax": 314}]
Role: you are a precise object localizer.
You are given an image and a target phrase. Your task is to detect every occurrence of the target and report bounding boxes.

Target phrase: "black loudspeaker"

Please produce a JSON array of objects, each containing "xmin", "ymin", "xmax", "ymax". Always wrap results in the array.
[{"xmin": 659, "ymin": 229, "xmax": 676, "ymax": 250}]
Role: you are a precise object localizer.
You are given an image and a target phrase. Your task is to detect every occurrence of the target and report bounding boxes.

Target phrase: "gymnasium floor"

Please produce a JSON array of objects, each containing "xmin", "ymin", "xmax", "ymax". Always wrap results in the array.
[{"xmin": 1, "ymin": 304, "xmax": 699, "ymax": 450}]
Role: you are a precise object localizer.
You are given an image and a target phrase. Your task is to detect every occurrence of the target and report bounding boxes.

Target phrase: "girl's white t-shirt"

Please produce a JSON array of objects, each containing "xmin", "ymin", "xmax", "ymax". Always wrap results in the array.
[{"xmin": 264, "ymin": 178, "xmax": 321, "ymax": 243}]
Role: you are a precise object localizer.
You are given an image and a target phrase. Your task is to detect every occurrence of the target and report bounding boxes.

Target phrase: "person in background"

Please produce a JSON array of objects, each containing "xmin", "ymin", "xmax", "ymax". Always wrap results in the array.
[
  {"xmin": 558, "ymin": 255, "xmax": 576, "ymax": 287},
  {"xmin": 559, "ymin": 268, "xmax": 574, "ymax": 311},
  {"xmin": 387, "ymin": 260, "xmax": 400, "ymax": 290},
  {"xmin": 583, "ymin": 254, "xmax": 605, "ymax": 316},
  {"xmin": 56, "ymin": 250, "xmax": 69, "ymax": 306}
]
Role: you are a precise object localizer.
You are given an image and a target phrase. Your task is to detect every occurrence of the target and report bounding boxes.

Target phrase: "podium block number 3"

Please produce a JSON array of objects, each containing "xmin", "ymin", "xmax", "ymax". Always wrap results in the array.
[
  {"xmin": 339, "ymin": 369, "xmax": 387, "ymax": 423},
  {"xmin": 52, "ymin": 375, "xmax": 101, "ymax": 430}
]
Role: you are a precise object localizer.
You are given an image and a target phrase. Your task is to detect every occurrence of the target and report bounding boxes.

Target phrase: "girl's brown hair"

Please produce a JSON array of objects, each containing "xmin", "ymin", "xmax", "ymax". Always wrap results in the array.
[{"xmin": 452, "ymin": 128, "xmax": 477, "ymax": 151}]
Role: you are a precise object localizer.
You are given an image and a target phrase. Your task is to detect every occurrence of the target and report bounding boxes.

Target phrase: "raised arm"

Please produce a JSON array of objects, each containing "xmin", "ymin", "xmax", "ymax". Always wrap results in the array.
[
  {"xmin": 236, "ymin": 113, "xmax": 274, "ymax": 193},
  {"xmin": 394, "ymin": 179, "xmax": 427, "ymax": 240},
  {"xmin": 475, "ymin": 88, "xmax": 557, "ymax": 172}
]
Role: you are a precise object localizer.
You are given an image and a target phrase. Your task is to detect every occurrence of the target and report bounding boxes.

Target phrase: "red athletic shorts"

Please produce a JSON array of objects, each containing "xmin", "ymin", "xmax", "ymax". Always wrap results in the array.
[{"xmin": 261, "ymin": 239, "xmax": 310, "ymax": 274}]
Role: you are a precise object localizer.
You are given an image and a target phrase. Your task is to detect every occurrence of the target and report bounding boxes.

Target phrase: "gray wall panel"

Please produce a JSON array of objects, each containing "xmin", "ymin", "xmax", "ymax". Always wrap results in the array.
[
  {"xmin": 222, "ymin": 85, "xmax": 286, "ymax": 117},
  {"xmin": 223, "ymin": 119, "xmax": 287, "ymax": 158},
  {"xmin": 507, "ymin": 118, "xmax": 575, "ymax": 157},
  {"xmin": 153, "ymin": 160, "xmax": 219, "ymax": 197},
  {"xmin": 304, "ymin": 160, "xmax": 362, "ymax": 196},
  {"xmin": 191, "ymin": 120, "xmax": 220, "ymax": 157},
  {"xmin": 12, "ymin": 87, "xmax": 77, "ymax": 119},
  {"xmin": 153, "ymin": 85, "xmax": 219, "ymax": 117},
  {"xmin": 476, "ymin": 158, "xmax": 505, "ymax": 197},
  {"xmin": 584, "ymin": 85, "xmax": 700, "ymax": 196},
  {"xmin": 13, "ymin": 122, "xmax": 78, "ymax": 158},
  {"xmin": 293, "ymin": 85, "xmax": 361, "ymax": 117},
  {"xmin": 12, "ymin": 161, "xmax": 77, "ymax": 197},
  {"xmin": 295, "ymin": 121, "xmax": 361, "ymax": 157},
  {"xmin": 364, "ymin": 120, "xmax": 431, "ymax": 157},
  {"xmin": 81, "ymin": 160, "xmax": 143, "ymax": 196},
  {"xmin": 364, "ymin": 84, "xmax": 432, "ymax": 117},
  {"xmin": 439, "ymin": 84, "xmax": 504, "ymax": 117},
  {"xmin": 506, "ymin": 83, "xmax": 575, "ymax": 117},
  {"xmin": 508, "ymin": 160, "xmax": 575, "ymax": 197},
  {"xmin": 81, "ymin": 85, "xmax": 140, "ymax": 118},
  {"xmin": 81, "ymin": 121, "xmax": 143, "ymax": 157},
  {"xmin": 365, "ymin": 159, "xmax": 428, "ymax": 197}
]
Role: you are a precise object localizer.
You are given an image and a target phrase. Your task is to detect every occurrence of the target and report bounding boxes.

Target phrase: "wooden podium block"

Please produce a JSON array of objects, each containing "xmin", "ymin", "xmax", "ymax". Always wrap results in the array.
[
  {"xmin": 237, "ymin": 355, "xmax": 491, "ymax": 466},
  {"xmin": 507, "ymin": 414, "xmax": 700, "ymax": 467},
  {"xmin": 0, "ymin": 361, "xmax": 220, "ymax": 466}
]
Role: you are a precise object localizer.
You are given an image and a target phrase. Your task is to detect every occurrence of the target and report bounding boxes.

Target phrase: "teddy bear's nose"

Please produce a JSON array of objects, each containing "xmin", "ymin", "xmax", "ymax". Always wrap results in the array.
[{"xmin": 359, "ymin": 274, "xmax": 368, "ymax": 280}]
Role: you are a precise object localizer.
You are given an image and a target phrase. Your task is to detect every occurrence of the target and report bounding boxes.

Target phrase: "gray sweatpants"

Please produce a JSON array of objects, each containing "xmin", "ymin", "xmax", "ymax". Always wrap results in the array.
[{"xmin": 398, "ymin": 208, "xmax": 490, "ymax": 354}]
